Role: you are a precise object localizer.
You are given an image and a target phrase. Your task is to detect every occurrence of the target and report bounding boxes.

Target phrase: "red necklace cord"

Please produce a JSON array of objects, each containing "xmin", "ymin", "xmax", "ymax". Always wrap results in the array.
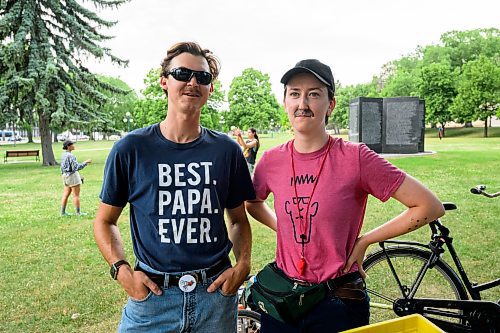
[{"xmin": 290, "ymin": 136, "xmax": 333, "ymax": 274}]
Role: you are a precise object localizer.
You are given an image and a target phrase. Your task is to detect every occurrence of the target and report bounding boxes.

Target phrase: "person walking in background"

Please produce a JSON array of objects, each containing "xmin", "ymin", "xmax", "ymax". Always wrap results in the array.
[
  {"xmin": 60, "ymin": 140, "xmax": 91, "ymax": 216},
  {"xmin": 235, "ymin": 127, "xmax": 260, "ymax": 173},
  {"xmin": 438, "ymin": 125, "xmax": 444, "ymax": 140},
  {"xmin": 245, "ymin": 59, "xmax": 445, "ymax": 332},
  {"xmin": 93, "ymin": 41, "xmax": 255, "ymax": 332}
]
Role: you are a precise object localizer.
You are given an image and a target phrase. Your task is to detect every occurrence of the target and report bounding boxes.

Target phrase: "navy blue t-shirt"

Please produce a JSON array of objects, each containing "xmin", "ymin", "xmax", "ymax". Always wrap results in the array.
[{"xmin": 100, "ymin": 124, "xmax": 256, "ymax": 272}]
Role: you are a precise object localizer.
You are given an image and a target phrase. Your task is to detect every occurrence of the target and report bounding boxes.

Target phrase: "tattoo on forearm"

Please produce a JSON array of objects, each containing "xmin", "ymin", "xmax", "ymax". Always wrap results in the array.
[{"xmin": 407, "ymin": 217, "xmax": 428, "ymax": 231}]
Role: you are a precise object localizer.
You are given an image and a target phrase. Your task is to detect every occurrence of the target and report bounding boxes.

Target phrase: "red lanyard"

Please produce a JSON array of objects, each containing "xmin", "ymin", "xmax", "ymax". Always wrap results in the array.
[{"xmin": 290, "ymin": 136, "xmax": 332, "ymax": 275}]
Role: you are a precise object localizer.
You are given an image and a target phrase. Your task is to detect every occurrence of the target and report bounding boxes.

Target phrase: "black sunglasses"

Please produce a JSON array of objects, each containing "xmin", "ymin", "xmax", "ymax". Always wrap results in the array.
[{"xmin": 167, "ymin": 67, "xmax": 213, "ymax": 85}]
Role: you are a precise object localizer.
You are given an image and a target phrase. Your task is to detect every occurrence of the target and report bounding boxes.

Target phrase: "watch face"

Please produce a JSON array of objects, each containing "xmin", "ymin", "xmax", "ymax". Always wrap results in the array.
[
  {"xmin": 110, "ymin": 265, "xmax": 118, "ymax": 279},
  {"xmin": 110, "ymin": 260, "xmax": 129, "ymax": 280}
]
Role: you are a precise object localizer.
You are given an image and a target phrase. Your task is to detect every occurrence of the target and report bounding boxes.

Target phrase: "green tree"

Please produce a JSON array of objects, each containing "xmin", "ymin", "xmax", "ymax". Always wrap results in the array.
[
  {"xmin": 334, "ymin": 82, "xmax": 378, "ymax": 129},
  {"xmin": 417, "ymin": 61, "xmax": 456, "ymax": 135},
  {"xmin": 0, "ymin": 0, "xmax": 128, "ymax": 165},
  {"xmin": 451, "ymin": 56, "xmax": 500, "ymax": 137},
  {"xmin": 440, "ymin": 28, "xmax": 500, "ymax": 69},
  {"xmin": 380, "ymin": 55, "xmax": 421, "ymax": 97},
  {"xmin": 201, "ymin": 80, "xmax": 226, "ymax": 130},
  {"xmin": 96, "ymin": 75, "xmax": 137, "ymax": 137},
  {"xmin": 133, "ymin": 68, "xmax": 167, "ymax": 128},
  {"xmin": 227, "ymin": 68, "xmax": 281, "ymax": 132}
]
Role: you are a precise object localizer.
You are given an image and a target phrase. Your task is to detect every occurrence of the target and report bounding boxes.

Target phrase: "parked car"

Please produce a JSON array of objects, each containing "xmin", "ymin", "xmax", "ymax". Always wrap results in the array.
[
  {"xmin": 7, "ymin": 135, "xmax": 22, "ymax": 141},
  {"xmin": 76, "ymin": 134, "xmax": 90, "ymax": 140},
  {"xmin": 57, "ymin": 132, "xmax": 89, "ymax": 141},
  {"xmin": 57, "ymin": 133, "xmax": 68, "ymax": 141},
  {"xmin": 0, "ymin": 130, "xmax": 21, "ymax": 141}
]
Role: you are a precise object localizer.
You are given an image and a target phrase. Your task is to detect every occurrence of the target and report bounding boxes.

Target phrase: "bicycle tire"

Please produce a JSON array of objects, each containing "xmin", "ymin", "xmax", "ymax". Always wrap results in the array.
[
  {"xmin": 363, "ymin": 245, "xmax": 468, "ymax": 326},
  {"xmin": 237, "ymin": 309, "xmax": 261, "ymax": 333}
]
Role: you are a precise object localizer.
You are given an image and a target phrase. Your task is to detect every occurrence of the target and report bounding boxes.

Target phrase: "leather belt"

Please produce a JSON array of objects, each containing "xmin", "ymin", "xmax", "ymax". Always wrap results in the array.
[
  {"xmin": 324, "ymin": 272, "xmax": 366, "ymax": 300},
  {"xmin": 323, "ymin": 271, "xmax": 361, "ymax": 290},
  {"xmin": 291, "ymin": 271, "xmax": 366, "ymax": 300},
  {"xmin": 136, "ymin": 257, "xmax": 230, "ymax": 288}
]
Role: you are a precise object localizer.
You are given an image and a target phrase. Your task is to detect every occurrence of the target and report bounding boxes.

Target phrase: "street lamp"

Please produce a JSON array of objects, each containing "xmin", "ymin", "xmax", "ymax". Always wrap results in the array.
[
  {"xmin": 123, "ymin": 111, "xmax": 134, "ymax": 132},
  {"xmin": 270, "ymin": 119, "xmax": 275, "ymax": 138}
]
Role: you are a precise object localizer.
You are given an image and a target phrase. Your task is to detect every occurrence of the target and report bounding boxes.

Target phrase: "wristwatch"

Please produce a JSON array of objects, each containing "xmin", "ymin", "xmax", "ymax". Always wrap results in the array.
[{"xmin": 110, "ymin": 260, "xmax": 130, "ymax": 280}]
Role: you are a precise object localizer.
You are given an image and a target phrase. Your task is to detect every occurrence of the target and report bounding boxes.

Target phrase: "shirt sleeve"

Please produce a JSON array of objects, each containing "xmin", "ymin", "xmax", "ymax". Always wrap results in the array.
[
  {"xmin": 74, "ymin": 157, "xmax": 87, "ymax": 171},
  {"xmin": 226, "ymin": 145, "xmax": 256, "ymax": 209},
  {"xmin": 359, "ymin": 144, "xmax": 406, "ymax": 202},
  {"xmin": 252, "ymin": 150, "xmax": 271, "ymax": 200},
  {"xmin": 99, "ymin": 144, "xmax": 129, "ymax": 207},
  {"xmin": 61, "ymin": 153, "xmax": 85, "ymax": 173}
]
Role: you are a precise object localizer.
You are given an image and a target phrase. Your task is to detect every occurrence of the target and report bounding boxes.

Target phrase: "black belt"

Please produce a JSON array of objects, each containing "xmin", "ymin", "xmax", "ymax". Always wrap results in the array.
[
  {"xmin": 136, "ymin": 257, "xmax": 231, "ymax": 287},
  {"xmin": 323, "ymin": 271, "xmax": 366, "ymax": 300},
  {"xmin": 323, "ymin": 271, "xmax": 362, "ymax": 291}
]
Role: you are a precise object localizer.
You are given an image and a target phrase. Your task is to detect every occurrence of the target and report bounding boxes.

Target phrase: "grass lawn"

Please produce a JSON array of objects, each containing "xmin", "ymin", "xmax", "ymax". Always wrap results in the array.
[{"xmin": 0, "ymin": 128, "xmax": 499, "ymax": 332}]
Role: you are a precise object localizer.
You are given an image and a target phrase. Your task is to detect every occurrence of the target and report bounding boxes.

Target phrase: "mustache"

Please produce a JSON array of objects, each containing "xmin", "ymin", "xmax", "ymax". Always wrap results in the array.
[
  {"xmin": 294, "ymin": 109, "xmax": 314, "ymax": 117},
  {"xmin": 183, "ymin": 87, "xmax": 201, "ymax": 96}
]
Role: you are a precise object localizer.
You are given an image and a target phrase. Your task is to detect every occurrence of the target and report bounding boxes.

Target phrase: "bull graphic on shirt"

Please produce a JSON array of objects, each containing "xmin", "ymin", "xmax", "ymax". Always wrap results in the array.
[{"xmin": 285, "ymin": 196, "xmax": 318, "ymax": 244}]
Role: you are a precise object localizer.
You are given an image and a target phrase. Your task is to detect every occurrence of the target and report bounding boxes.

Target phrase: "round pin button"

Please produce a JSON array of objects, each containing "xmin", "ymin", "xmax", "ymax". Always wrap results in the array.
[{"xmin": 178, "ymin": 274, "xmax": 197, "ymax": 292}]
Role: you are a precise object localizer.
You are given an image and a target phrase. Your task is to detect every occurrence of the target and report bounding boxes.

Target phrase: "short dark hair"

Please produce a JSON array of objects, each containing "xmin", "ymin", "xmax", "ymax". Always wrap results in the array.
[
  {"xmin": 62, "ymin": 140, "xmax": 74, "ymax": 150},
  {"xmin": 160, "ymin": 42, "xmax": 220, "ymax": 81}
]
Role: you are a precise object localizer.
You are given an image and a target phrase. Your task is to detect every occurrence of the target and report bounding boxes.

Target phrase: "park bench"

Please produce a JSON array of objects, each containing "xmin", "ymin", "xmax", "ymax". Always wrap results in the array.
[{"xmin": 4, "ymin": 150, "xmax": 40, "ymax": 163}]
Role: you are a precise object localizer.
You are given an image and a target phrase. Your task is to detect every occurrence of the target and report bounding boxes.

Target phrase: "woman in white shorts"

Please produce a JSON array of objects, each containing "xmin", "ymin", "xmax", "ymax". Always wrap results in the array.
[{"xmin": 60, "ymin": 140, "xmax": 92, "ymax": 216}]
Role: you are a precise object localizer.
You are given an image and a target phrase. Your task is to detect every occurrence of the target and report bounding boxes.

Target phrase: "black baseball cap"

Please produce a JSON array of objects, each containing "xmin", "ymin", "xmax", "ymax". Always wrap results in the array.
[
  {"xmin": 62, "ymin": 140, "xmax": 75, "ymax": 150},
  {"xmin": 280, "ymin": 59, "xmax": 335, "ymax": 93}
]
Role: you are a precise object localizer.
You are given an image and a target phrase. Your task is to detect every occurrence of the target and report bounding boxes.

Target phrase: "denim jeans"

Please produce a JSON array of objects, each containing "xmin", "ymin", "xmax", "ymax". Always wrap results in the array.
[
  {"xmin": 261, "ymin": 290, "xmax": 370, "ymax": 333},
  {"xmin": 118, "ymin": 261, "xmax": 237, "ymax": 333}
]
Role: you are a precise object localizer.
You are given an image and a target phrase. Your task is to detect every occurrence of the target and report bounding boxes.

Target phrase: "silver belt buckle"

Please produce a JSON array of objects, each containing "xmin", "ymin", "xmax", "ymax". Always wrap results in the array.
[{"xmin": 178, "ymin": 274, "xmax": 197, "ymax": 292}]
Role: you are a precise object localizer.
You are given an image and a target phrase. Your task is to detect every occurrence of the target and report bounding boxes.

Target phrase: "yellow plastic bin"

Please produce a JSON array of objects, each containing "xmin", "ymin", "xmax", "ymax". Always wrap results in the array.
[{"xmin": 341, "ymin": 314, "xmax": 445, "ymax": 333}]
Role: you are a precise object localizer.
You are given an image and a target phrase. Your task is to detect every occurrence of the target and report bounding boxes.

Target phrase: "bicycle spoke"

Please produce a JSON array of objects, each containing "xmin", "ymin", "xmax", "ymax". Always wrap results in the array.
[
  {"xmin": 363, "ymin": 247, "xmax": 466, "ymax": 326},
  {"xmin": 366, "ymin": 288, "xmax": 397, "ymax": 304},
  {"xmin": 369, "ymin": 302, "xmax": 394, "ymax": 310}
]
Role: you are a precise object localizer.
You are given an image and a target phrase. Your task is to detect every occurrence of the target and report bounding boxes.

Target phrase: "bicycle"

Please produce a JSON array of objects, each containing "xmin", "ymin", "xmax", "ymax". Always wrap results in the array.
[
  {"xmin": 363, "ymin": 185, "xmax": 500, "ymax": 332},
  {"xmin": 237, "ymin": 275, "xmax": 261, "ymax": 333}
]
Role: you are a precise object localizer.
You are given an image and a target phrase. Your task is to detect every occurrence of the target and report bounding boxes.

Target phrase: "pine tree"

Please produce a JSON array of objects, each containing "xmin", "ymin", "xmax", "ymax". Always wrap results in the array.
[{"xmin": 0, "ymin": 0, "xmax": 128, "ymax": 165}]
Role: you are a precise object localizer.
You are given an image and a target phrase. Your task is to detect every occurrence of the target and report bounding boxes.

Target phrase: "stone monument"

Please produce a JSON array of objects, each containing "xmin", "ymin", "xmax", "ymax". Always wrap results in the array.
[
  {"xmin": 348, "ymin": 97, "xmax": 383, "ymax": 152},
  {"xmin": 349, "ymin": 97, "xmax": 425, "ymax": 154}
]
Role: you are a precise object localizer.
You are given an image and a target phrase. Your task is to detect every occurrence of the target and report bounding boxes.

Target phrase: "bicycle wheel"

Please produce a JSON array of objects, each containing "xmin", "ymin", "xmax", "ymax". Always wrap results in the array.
[
  {"xmin": 363, "ymin": 246, "xmax": 468, "ymax": 325},
  {"xmin": 237, "ymin": 309, "xmax": 261, "ymax": 333}
]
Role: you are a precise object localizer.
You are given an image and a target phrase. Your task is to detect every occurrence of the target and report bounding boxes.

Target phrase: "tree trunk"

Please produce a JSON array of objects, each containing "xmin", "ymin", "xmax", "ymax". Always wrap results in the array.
[
  {"xmin": 38, "ymin": 110, "xmax": 58, "ymax": 166},
  {"xmin": 27, "ymin": 128, "xmax": 33, "ymax": 143},
  {"xmin": 484, "ymin": 117, "xmax": 488, "ymax": 138},
  {"xmin": 464, "ymin": 121, "xmax": 473, "ymax": 128}
]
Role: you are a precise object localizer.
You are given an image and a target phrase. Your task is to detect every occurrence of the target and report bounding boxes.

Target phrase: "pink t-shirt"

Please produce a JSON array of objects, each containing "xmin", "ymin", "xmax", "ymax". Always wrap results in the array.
[{"xmin": 253, "ymin": 137, "xmax": 406, "ymax": 283}]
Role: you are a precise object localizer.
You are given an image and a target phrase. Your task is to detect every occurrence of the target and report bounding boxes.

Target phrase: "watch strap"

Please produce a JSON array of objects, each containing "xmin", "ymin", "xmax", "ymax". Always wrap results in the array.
[{"xmin": 110, "ymin": 259, "xmax": 130, "ymax": 280}]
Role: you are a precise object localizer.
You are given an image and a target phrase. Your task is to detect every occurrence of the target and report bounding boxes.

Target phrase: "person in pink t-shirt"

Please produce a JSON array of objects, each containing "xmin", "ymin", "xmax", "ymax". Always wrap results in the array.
[{"xmin": 245, "ymin": 59, "xmax": 445, "ymax": 333}]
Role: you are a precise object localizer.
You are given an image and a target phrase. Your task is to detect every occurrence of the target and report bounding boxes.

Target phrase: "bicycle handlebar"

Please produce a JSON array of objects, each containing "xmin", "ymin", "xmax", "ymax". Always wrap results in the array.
[{"xmin": 470, "ymin": 185, "xmax": 500, "ymax": 198}]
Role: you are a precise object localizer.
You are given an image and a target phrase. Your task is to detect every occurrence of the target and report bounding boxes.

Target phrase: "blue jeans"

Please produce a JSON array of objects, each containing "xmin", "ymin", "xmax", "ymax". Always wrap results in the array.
[
  {"xmin": 261, "ymin": 291, "xmax": 370, "ymax": 333},
  {"xmin": 118, "ymin": 261, "xmax": 237, "ymax": 333}
]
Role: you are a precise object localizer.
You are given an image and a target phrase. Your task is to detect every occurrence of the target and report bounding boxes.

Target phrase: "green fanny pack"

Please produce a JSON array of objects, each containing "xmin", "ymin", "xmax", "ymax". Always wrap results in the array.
[{"xmin": 248, "ymin": 262, "xmax": 327, "ymax": 323}]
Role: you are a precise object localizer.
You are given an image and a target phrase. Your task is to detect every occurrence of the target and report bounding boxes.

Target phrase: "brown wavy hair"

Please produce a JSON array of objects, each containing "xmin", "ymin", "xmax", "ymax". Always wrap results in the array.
[{"xmin": 160, "ymin": 42, "xmax": 220, "ymax": 81}]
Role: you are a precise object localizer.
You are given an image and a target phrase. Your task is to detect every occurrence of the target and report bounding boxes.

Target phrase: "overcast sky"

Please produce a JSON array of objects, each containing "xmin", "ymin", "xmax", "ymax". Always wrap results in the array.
[{"xmin": 88, "ymin": 0, "xmax": 499, "ymax": 99}]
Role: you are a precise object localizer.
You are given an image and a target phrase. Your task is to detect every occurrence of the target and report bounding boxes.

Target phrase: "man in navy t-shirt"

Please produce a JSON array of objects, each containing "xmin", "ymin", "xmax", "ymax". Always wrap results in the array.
[{"xmin": 94, "ymin": 42, "xmax": 255, "ymax": 332}]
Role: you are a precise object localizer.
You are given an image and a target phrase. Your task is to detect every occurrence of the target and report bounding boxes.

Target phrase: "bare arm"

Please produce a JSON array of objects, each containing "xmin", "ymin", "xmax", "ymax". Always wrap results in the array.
[
  {"xmin": 343, "ymin": 175, "xmax": 445, "ymax": 276},
  {"xmin": 207, "ymin": 203, "xmax": 252, "ymax": 294},
  {"xmin": 93, "ymin": 202, "xmax": 162, "ymax": 298},
  {"xmin": 245, "ymin": 198, "xmax": 277, "ymax": 231},
  {"xmin": 235, "ymin": 131, "xmax": 257, "ymax": 150}
]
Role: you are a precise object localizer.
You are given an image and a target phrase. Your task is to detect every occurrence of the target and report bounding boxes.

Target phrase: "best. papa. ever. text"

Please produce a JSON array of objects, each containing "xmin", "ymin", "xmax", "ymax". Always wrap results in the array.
[{"xmin": 157, "ymin": 162, "xmax": 219, "ymax": 244}]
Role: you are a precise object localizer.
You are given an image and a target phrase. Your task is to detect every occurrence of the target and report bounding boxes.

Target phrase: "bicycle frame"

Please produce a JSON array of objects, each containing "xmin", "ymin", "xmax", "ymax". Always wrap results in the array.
[
  {"xmin": 375, "ymin": 218, "xmax": 500, "ymax": 332},
  {"xmin": 379, "ymin": 219, "xmax": 500, "ymax": 300}
]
